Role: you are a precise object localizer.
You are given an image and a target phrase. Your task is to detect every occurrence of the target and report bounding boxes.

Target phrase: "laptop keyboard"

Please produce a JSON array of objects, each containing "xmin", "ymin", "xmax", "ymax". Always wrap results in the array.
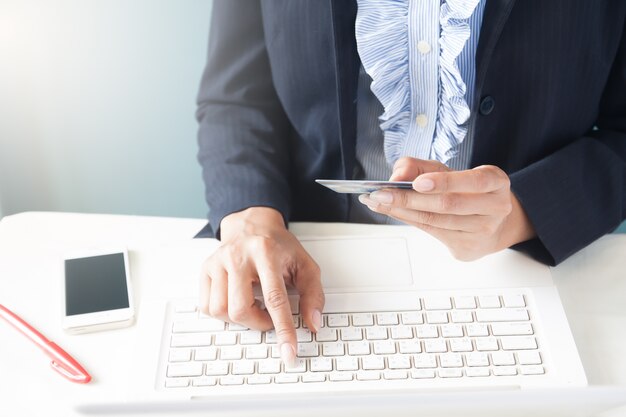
[{"xmin": 161, "ymin": 291, "xmax": 545, "ymax": 390}]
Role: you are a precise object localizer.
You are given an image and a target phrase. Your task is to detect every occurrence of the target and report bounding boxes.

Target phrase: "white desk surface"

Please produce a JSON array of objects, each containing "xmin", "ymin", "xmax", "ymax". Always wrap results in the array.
[{"xmin": 1, "ymin": 212, "xmax": 625, "ymax": 416}]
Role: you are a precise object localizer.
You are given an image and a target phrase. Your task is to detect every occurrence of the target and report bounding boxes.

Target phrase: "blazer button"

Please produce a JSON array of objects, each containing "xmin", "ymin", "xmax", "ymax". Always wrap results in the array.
[{"xmin": 479, "ymin": 96, "xmax": 495, "ymax": 115}]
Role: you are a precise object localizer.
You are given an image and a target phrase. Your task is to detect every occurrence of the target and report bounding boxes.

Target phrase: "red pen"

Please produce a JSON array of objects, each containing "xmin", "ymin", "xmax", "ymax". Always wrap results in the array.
[{"xmin": 0, "ymin": 304, "xmax": 91, "ymax": 384}]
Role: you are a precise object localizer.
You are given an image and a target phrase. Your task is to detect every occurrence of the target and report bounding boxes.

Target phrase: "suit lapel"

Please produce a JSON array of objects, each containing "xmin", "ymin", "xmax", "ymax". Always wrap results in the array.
[
  {"xmin": 329, "ymin": 0, "xmax": 360, "ymax": 180},
  {"xmin": 469, "ymin": 0, "xmax": 517, "ymax": 166}
]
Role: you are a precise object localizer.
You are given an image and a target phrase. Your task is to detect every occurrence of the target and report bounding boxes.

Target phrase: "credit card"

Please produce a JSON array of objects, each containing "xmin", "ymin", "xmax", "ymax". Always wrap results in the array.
[{"xmin": 315, "ymin": 179, "xmax": 413, "ymax": 194}]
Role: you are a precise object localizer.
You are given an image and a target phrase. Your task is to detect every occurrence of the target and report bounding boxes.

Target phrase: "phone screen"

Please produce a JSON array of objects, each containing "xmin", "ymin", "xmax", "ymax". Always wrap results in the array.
[{"xmin": 64, "ymin": 253, "xmax": 130, "ymax": 316}]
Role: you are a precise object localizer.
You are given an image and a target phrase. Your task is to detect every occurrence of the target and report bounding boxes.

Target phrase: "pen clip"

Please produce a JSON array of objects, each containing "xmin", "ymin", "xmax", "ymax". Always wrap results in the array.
[{"xmin": 50, "ymin": 360, "xmax": 90, "ymax": 383}]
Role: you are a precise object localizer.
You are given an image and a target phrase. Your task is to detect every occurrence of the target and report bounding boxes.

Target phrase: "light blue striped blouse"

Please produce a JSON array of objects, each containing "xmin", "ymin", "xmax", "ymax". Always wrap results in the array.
[{"xmin": 349, "ymin": 0, "xmax": 486, "ymax": 224}]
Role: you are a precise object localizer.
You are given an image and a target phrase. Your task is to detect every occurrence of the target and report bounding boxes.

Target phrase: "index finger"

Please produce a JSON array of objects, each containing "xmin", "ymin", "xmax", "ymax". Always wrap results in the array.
[
  {"xmin": 255, "ymin": 257, "xmax": 297, "ymax": 367},
  {"xmin": 414, "ymin": 165, "xmax": 510, "ymax": 194}
]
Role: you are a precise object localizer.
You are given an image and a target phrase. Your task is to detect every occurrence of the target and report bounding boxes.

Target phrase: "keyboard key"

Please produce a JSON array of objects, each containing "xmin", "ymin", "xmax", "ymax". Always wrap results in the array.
[
  {"xmin": 474, "ymin": 337, "xmax": 499, "ymax": 351},
  {"xmin": 315, "ymin": 327, "xmax": 338, "ymax": 342},
  {"xmin": 167, "ymin": 363, "xmax": 203, "ymax": 378},
  {"xmin": 491, "ymin": 323, "xmax": 533, "ymax": 336},
  {"xmin": 171, "ymin": 333, "xmax": 212, "ymax": 348},
  {"xmin": 322, "ymin": 342, "xmax": 345, "ymax": 356},
  {"xmin": 376, "ymin": 313, "xmax": 399, "ymax": 325},
  {"xmin": 365, "ymin": 327, "xmax": 388, "ymax": 340},
  {"xmin": 390, "ymin": 326, "xmax": 413, "ymax": 340},
  {"xmin": 372, "ymin": 340, "xmax": 396, "ymax": 355},
  {"xmin": 169, "ymin": 349, "xmax": 192, "ymax": 362},
  {"xmin": 195, "ymin": 347, "xmax": 218, "ymax": 361},
  {"xmin": 439, "ymin": 353, "xmax": 463, "ymax": 368},
  {"xmin": 466, "ymin": 323, "xmax": 489, "ymax": 337},
  {"xmin": 466, "ymin": 368, "xmax": 490, "ymax": 377},
  {"xmin": 348, "ymin": 341, "xmax": 371, "ymax": 355},
  {"xmin": 327, "ymin": 314, "xmax": 349, "ymax": 327},
  {"xmin": 451, "ymin": 310, "xmax": 473, "ymax": 323},
  {"xmin": 228, "ymin": 323, "xmax": 248, "ymax": 331},
  {"xmin": 336, "ymin": 356, "xmax": 359, "ymax": 371},
  {"xmin": 415, "ymin": 325, "xmax": 438, "ymax": 338},
  {"xmin": 340, "ymin": 327, "xmax": 363, "ymax": 341},
  {"xmin": 292, "ymin": 316, "xmax": 300, "ymax": 328},
  {"xmin": 387, "ymin": 355, "xmax": 411, "ymax": 369},
  {"xmin": 220, "ymin": 346, "xmax": 242, "ymax": 360},
  {"xmin": 220, "ymin": 375, "xmax": 245, "ymax": 385},
  {"xmin": 275, "ymin": 374, "xmax": 299, "ymax": 384},
  {"xmin": 454, "ymin": 296, "xmax": 476, "ymax": 309},
  {"xmin": 520, "ymin": 365, "xmax": 545, "ymax": 375},
  {"xmin": 192, "ymin": 376, "xmax": 217, "ymax": 386},
  {"xmin": 302, "ymin": 373, "xmax": 326, "ymax": 383},
  {"xmin": 232, "ymin": 360, "xmax": 255, "ymax": 375},
  {"xmin": 413, "ymin": 354, "xmax": 437, "ymax": 368},
  {"xmin": 478, "ymin": 295, "xmax": 501, "ymax": 308},
  {"xmin": 423, "ymin": 297, "xmax": 452, "ymax": 310},
  {"xmin": 239, "ymin": 331, "xmax": 262, "ymax": 344},
  {"xmin": 296, "ymin": 329, "xmax": 313, "ymax": 343},
  {"xmin": 500, "ymin": 336, "xmax": 537, "ymax": 351},
  {"xmin": 424, "ymin": 339, "xmax": 447, "ymax": 353},
  {"xmin": 449, "ymin": 338, "xmax": 472, "ymax": 352},
  {"xmin": 493, "ymin": 366, "xmax": 517, "ymax": 376},
  {"xmin": 245, "ymin": 345, "xmax": 268, "ymax": 360},
  {"xmin": 329, "ymin": 371, "xmax": 353, "ymax": 382},
  {"xmin": 466, "ymin": 352, "xmax": 489, "ymax": 367},
  {"xmin": 410, "ymin": 369, "xmax": 435, "ymax": 379},
  {"xmin": 258, "ymin": 360, "xmax": 281, "ymax": 374},
  {"xmin": 503, "ymin": 294, "xmax": 526, "ymax": 308},
  {"xmin": 475, "ymin": 308, "xmax": 529, "ymax": 322},
  {"xmin": 362, "ymin": 355, "xmax": 385, "ymax": 370},
  {"xmin": 310, "ymin": 357, "xmax": 333, "ymax": 372},
  {"xmin": 383, "ymin": 370, "xmax": 408, "ymax": 380},
  {"xmin": 297, "ymin": 343, "xmax": 319, "ymax": 357},
  {"xmin": 438, "ymin": 369, "xmax": 463, "ymax": 378},
  {"xmin": 401, "ymin": 311, "xmax": 423, "ymax": 325},
  {"xmin": 173, "ymin": 319, "xmax": 224, "ymax": 333},
  {"xmin": 398, "ymin": 340, "xmax": 422, "ymax": 354},
  {"xmin": 165, "ymin": 378, "xmax": 189, "ymax": 388},
  {"xmin": 441, "ymin": 324, "xmax": 463, "ymax": 338},
  {"xmin": 265, "ymin": 331, "xmax": 277, "ymax": 344},
  {"xmin": 356, "ymin": 370, "xmax": 381, "ymax": 381},
  {"xmin": 426, "ymin": 312, "xmax": 448, "ymax": 324},
  {"xmin": 517, "ymin": 351, "xmax": 542, "ymax": 365},
  {"xmin": 285, "ymin": 358, "xmax": 307, "ymax": 373},
  {"xmin": 214, "ymin": 332, "xmax": 238, "ymax": 346},
  {"xmin": 491, "ymin": 352, "xmax": 516, "ymax": 366},
  {"xmin": 247, "ymin": 375, "xmax": 272, "ymax": 385},
  {"xmin": 352, "ymin": 313, "xmax": 374, "ymax": 326},
  {"xmin": 205, "ymin": 361, "xmax": 229, "ymax": 376}
]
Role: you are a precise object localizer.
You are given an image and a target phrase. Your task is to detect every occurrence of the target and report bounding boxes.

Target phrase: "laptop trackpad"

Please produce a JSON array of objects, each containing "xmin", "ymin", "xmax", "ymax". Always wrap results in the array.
[{"xmin": 300, "ymin": 237, "xmax": 413, "ymax": 290}]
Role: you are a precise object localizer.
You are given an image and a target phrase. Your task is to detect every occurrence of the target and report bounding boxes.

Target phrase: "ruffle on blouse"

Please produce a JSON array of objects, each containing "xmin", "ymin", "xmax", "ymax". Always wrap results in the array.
[{"xmin": 355, "ymin": 0, "xmax": 480, "ymax": 164}]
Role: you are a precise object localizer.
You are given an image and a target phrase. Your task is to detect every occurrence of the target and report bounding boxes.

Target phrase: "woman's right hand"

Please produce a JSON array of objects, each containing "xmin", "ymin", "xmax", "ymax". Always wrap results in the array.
[{"xmin": 199, "ymin": 207, "xmax": 325, "ymax": 366}]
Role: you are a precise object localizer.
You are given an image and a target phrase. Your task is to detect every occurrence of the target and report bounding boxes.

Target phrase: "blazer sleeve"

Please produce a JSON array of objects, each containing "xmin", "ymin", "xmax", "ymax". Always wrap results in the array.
[
  {"xmin": 509, "ymin": 22, "xmax": 626, "ymax": 266},
  {"xmin": 196, "ymin": 0, "xmax": 292, "ymax": 238}
]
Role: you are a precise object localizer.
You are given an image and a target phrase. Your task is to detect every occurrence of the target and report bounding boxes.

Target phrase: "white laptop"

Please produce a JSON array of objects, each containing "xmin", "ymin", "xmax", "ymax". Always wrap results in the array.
[{"xmin": 77, "ymin": 223, "xmax": 626, "ymax": 416}]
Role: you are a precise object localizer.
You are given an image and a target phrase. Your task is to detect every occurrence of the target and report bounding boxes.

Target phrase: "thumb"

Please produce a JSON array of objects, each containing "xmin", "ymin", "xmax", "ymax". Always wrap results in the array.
[
  {"xmin": 389, "ymin": 157, "xmax": 450, "ymax": 181},
  {"xmin": 296, "ymin": 261, "xmax": 325, "ymax": 333}
]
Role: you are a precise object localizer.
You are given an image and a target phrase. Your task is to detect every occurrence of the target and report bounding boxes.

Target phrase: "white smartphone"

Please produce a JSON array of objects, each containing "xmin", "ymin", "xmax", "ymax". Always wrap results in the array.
[{"xmin": 62, "ymin": 248, "xmax": 135, "ymax": 334}]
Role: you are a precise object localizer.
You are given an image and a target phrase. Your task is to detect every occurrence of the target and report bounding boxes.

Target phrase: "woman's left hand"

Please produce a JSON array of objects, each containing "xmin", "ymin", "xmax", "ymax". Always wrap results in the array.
[{"xmin": 359, "ymin": 157, "xmax": 536, "ymax": 261}]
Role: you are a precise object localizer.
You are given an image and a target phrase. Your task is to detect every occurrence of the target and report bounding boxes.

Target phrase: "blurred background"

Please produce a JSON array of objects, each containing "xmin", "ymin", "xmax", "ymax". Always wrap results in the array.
[
  {"xmin": 0, "ymin": 1, "xmax": 624, "ymax": 233},
  {"xmin": 0, "ymin": 0, "xmax": 211, "ymax": 219}
]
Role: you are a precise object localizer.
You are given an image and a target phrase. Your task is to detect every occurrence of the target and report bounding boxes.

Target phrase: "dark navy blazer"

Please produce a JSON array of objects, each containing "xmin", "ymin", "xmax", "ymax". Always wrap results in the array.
[{"xmin": 196, "ymin": 0, "xmax": 626, "ymax": 265}]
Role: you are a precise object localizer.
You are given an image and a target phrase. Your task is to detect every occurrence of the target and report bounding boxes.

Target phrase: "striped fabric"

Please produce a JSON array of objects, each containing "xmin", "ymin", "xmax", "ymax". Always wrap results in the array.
[{"xmin": 354, "ymin": 0, "xmax": 486, "ymax": 168}]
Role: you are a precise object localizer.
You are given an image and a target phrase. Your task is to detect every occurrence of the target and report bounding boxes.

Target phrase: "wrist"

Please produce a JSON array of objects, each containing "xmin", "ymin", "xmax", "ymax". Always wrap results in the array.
[
  {"xmin": 220, "ymin": 207, "xmax": 286, "ymax": 242},
  {"xmin": 501, "ymin": 193, "xmax": 536, "ymax": 249}
]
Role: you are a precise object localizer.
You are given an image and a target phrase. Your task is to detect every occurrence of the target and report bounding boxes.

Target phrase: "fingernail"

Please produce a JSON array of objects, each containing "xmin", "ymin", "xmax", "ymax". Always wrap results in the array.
[
  {"xmin": 280, "ymin": 343, "xmax": 296, "ymax": 367},
  {"xmin": 414, "ymin": 177, "xmax": 434, "ymax": 192},
  {"xmin": 358, "ymin": 194, "xmax": 372, "ymax": 205},
  {"xmin": 369, "ymin": 191, "xmax": 393, "ymax": 204},
  {"xmin": 312, "ymin": 309, "xmax": 322, "ymax": 332}
]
